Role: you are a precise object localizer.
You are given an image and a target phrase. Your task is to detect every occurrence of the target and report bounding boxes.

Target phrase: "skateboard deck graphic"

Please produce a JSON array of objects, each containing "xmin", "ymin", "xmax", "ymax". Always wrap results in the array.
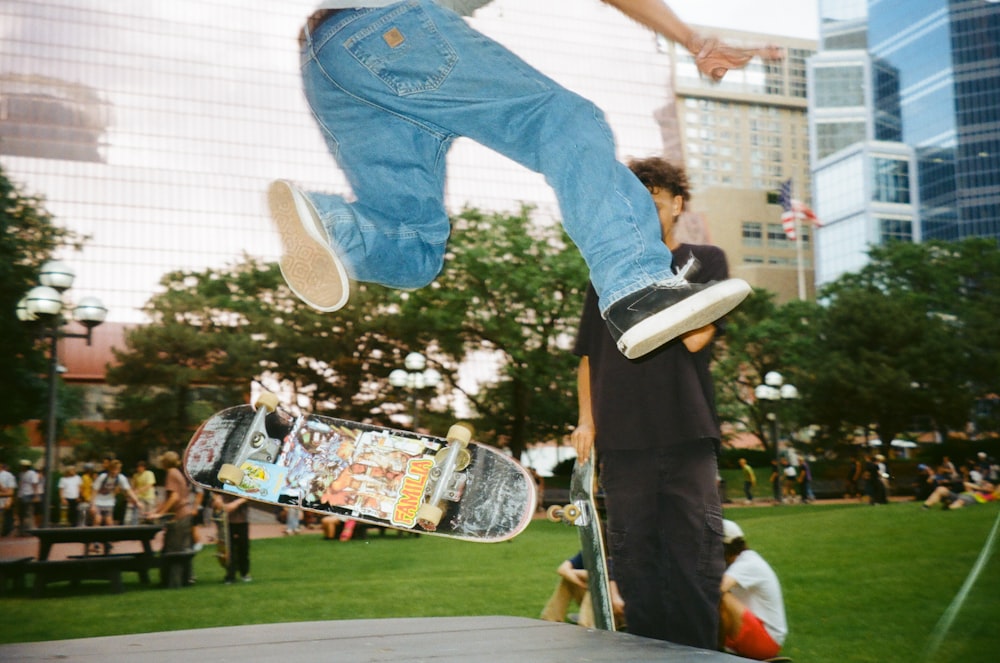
[
  {"xmin": 548, "ymin": 454, "xmax": 615, "ymax": 630},
  {"xmin": 183, "ymin": 398, "xmax": 535, "ymax": 542}
]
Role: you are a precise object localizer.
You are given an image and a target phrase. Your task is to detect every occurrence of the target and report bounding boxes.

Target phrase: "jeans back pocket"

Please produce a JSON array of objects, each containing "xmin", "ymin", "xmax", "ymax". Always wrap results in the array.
[{"xmin": 344, "ymin": 3, "xmax": 458, "ymax": 96}]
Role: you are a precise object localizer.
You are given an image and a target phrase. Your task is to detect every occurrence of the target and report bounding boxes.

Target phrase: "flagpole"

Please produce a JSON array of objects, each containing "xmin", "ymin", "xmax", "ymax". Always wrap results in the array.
[
  {"xmin": 796, "ymin": 216, "xmax": 806, "ymax": 300},
  {"xmin": 793, "ymin": 180, "xmax": 806, "ymax": 300}
]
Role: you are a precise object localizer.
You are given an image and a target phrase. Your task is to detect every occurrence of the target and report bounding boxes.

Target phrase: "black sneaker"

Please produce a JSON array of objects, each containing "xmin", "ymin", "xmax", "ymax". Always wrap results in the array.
[
  {"xmin": 268, "ymin": 180, "xmax": 350, "ymax": 312},
  {"xmin": 605, "ymin": 278, "xmax": 751, "ymax": 359}
]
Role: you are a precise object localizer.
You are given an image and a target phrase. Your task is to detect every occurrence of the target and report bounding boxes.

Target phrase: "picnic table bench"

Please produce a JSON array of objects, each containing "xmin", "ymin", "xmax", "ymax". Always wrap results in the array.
[{"xmin": 26, "ymin": 525, "xmax": 164, "ymax": 596}]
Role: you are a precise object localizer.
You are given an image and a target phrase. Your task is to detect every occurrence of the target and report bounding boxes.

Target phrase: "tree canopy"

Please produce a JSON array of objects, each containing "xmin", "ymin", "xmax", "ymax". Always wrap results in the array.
[{"xmin": 0, "ymin": 166, "xmax": 80, "ymax": 460}]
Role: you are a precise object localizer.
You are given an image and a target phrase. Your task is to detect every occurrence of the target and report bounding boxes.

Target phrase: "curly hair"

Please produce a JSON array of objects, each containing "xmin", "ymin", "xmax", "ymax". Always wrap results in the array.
[{"xmin": 627, "ymin": 157, "xmax": 691, "ymax": 203}]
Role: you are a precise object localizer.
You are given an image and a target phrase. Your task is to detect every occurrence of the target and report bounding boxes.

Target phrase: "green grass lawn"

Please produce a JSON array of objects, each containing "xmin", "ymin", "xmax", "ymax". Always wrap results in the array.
[{"xmin": 3, "ymin": 503, "xmax": 999, "ymax": 662}]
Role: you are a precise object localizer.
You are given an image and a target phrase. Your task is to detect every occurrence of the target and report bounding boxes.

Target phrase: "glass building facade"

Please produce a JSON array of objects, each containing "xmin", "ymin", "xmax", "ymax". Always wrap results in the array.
[
  {"xmin": 810, "ymin": 0, "xmax": 1000, "ymax": 286},
  {"xmin": 869, "ymin": 0, "xmax": 1000, "ymax": 242}
]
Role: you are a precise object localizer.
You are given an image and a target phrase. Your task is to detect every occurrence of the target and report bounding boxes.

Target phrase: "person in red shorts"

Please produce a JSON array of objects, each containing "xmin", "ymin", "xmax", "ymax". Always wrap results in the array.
[{"xmin": 720, "ymin": 519, "xmax": 787, "ymax": 660}]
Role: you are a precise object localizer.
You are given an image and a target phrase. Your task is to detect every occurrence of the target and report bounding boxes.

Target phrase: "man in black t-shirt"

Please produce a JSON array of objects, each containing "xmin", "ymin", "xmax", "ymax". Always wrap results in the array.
[{"xmin": 572, "ymin": 157, "xmax": 727, "ymax": 650}]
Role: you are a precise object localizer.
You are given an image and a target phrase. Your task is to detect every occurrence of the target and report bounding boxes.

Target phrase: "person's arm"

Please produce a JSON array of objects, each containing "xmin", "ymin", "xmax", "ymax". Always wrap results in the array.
[
  {"xmin": 571, "ymin": 357, "xmax": 596, "ymax": 463},
  {"xmin": 557, "ymin": 559, "xmax": 589, "ymax": 589},
  {"xmin": 682, "ymin": 324, "xmax": 716, "ymax": 353},
  {"xmin": 222, "ymin": 496, "xmax": 248, "ymax": 513},
  {"xmin": 150, "ymin": 491, "xmax": 178, "ymax": 518},
  {"xmin": 600, "ymin": 0, "xmax": 782, "ymax": 80},
  {"xmin": 720, "ymin": 572, "xmax": 739, "ymax": 594}
]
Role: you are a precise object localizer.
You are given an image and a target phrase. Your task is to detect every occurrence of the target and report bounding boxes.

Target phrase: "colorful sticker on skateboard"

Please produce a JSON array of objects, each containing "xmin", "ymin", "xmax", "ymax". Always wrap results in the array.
[
  {"xmin": 275, "ymin": 417, "xmax": 443, "ymax": 525},
  {"xmin": 223, "ymin": 459, "xmax": 287, "ymax": 499}
]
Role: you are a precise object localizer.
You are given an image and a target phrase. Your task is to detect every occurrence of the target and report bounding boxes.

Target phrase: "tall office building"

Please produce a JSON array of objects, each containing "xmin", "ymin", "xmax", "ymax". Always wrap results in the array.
[
  {"xmin": 868, "ymin": 0, "xmax": 1000, "ymax": 242},
  {"xmin": 809, "ymin": 0, "xmax": 1000, "ymax": 287}
]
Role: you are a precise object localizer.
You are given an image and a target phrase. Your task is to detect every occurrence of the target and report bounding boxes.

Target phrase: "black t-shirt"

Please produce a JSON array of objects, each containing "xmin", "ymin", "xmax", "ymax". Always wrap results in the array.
[{"xmin": 573, "ymin": 243, "xmax": 727, "ymax": 451}]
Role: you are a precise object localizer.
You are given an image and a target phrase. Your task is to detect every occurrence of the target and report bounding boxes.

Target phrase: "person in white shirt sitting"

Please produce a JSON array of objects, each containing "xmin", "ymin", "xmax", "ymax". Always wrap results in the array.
[{"xmin": 719, "ymin": 519, "xmax": 788, "ymax": 660}]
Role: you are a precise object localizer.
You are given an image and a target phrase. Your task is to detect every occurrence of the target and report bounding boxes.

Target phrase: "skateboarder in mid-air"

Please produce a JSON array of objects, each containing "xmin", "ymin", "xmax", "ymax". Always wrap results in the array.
[{"xmin": 269, "ymin": 0, "xmax": 780, "ymax": 359}]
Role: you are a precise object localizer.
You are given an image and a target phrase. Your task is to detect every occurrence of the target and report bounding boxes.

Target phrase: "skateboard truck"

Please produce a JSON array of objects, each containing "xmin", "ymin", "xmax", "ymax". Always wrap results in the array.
[
  {"xmin": 415, "ymin": 424, "xmax": 472, "ymax": 530},
  {"xmin": 546, "ymin": 501, "xmax": 590, "ymax": 526},
  {"xmin": 218, "ymin": 392, "xmax": 280, "ymax": 487}
]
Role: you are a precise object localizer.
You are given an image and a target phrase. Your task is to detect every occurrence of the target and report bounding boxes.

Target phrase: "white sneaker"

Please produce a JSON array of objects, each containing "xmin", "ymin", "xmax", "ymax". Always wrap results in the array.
[{"xmin": 268, "ymin": 180, "xmax": 350, "ymax": 312}]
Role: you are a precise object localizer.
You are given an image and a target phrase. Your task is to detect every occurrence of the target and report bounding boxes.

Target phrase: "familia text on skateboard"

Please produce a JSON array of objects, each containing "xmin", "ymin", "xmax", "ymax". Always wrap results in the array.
[{"xmin": 184, "ymin": 395, "xmax": 536, "ymax": 542}]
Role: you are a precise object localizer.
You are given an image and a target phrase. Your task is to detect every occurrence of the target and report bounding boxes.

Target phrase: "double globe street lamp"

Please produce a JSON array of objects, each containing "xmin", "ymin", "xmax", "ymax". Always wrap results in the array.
[
  {"xmin": 754, "ymin": 370, "xmax": 799, "ymax": 474},
  {"xmin": 18, "ymin": 260, "xmax": 107, "ymax": 527},
  {"xmin": 388, "ymin": 352, "xmax": 441, "ymax": 431}
]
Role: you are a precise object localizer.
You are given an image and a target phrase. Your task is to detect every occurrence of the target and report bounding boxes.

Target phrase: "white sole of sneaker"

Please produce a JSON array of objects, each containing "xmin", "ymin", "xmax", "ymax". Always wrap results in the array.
[
  {"xmin": 268, "ymin": 180, "xmax": 350, "ymax": 312},
  {"xmin": 616, "ymin": 279, "xmax": 751, "ymax": 359}
]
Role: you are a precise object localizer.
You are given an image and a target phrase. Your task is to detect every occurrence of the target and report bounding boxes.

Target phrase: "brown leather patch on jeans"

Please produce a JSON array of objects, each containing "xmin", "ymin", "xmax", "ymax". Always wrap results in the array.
[{"xmin": 383, "ymin": 27, "xmax": 405, "ymax": 48}]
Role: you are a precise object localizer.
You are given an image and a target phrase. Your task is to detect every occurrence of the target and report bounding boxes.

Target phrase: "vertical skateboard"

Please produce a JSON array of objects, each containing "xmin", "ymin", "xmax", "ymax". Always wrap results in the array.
[
  {"xmin": 183, "ymin": 394, "xmax": 535, "ymax": 542},
  {"xmin": 547, "ymin": 454, "xmax": 615, "ymax": 631}
]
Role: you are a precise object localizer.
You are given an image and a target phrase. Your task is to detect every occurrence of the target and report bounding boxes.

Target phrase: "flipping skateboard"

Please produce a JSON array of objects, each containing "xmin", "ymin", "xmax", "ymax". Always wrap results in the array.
[
  {"xmin": 547, "ymin": 454, "xmax": 615, "ymax": 631},
  {"xmin": 183, "ymin": 394, "xmax": 536, "ymax": 542}
]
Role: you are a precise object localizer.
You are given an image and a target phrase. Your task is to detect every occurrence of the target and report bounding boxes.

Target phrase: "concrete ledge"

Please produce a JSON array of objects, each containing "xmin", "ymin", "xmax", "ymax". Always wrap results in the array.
[{"xmin": 1, "ymin": 616, "xmax": 753, "ymax": 662}]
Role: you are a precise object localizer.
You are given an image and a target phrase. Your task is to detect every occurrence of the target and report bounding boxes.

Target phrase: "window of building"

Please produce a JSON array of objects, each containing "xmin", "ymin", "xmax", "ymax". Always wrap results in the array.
[
  {"xmin": 742, "ymin": 221, "xmax": 763, "ymax": 246},
  {"xmin": 872, "ymin": 157, "xmax": 910, "ymax": 204}
]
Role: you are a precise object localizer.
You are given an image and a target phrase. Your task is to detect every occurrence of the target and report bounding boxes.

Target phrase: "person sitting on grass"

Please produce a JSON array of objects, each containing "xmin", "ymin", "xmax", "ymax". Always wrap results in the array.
[
  {"xmin": 922, "ymin": 480, "xmax": 999, "ymax": 510},
  {"xmin": 540, "ymin": 551, "xmax": 626, "ymax": 629},
  {"xmin": 719, "ymin": 520, "xmax": 787, "ymax": 660}
]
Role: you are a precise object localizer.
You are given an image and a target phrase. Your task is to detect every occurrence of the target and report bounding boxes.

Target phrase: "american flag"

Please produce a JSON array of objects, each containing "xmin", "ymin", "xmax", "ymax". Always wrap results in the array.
[{"xmin": 778, "ymin": 179, "xmax": 821, "ymax": 241}]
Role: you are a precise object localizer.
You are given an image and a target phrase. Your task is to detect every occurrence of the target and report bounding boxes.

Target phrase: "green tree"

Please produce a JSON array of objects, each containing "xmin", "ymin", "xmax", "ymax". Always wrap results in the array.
[
  {"xmin": 0, "ymin": 166, "xmax": 79, "ymax": 461},
  {"xmin": 712, "ymin": 290, "xmax": 821, "ymax": 453},
  {"xmin": 386, "ymin": 206, "xmax": 589, "ymax": 458},
  {"xmin": 818, "ymin": 238, "xmax": 1000, "ymax": 442}
]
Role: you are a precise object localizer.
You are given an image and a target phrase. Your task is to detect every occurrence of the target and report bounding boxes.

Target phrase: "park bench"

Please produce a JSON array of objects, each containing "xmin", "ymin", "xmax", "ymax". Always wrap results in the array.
[
  {"xmin": 0, "ymin": 556, "xmax": 33, "ymax": 595},
  {"xmin": 27, "ymin": 554, "xmax": 143, "ymax": 596}
]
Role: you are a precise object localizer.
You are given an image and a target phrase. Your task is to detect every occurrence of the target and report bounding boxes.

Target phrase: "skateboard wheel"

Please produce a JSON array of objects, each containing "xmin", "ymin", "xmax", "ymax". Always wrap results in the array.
[
  {"xmin": 254, "ymin": 392, "xmax": 279, "ymax": 412},
  {"xmin": 446, "ymin": 424, "xmax": 472, "ymax": 448},
  {"xmin": 218, "ymin": 463, "xmax": 244, "ymax": 486},
  {"xmin": 546, "ymin": 504, "xmax": 564, "ymax": 523},
  {"xmin": 437, "ymin": 448, "xmax": 471, "ymax": 472},
  {"xmin": 563, "ymin": 504, "xmax": 582, "ymax": 523},
  {"xmin": 416, "ymin": 503, "xmax": 444, "ymax": 530}
]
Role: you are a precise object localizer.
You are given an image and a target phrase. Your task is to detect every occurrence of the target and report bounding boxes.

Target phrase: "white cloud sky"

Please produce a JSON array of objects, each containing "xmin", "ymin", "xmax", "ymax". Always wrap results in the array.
[{"xmin": 669, "ymin": 0, "xmax": 819, "ymax": 39}]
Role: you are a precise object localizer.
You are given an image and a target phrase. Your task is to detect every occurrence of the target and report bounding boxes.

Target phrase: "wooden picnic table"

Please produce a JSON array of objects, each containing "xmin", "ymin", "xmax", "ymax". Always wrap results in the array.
[
  {"xmin": 29, "ymin": 525, "xmax": 163, "ymax": 561},
  {"xmin": 26, "ymin": 525, "xmax": 165, "ymax": 594}
]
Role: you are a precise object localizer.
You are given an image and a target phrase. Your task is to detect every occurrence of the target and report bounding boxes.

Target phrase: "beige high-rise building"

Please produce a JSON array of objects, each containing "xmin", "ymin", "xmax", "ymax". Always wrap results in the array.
[{"xmin": 659, "ymin": 29, "xmax": 817, "ymax": 302}]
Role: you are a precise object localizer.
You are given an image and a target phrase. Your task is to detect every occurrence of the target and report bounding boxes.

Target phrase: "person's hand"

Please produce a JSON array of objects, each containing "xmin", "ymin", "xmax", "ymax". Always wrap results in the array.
[
  {"xmin": 690, "ymin": 35, "xmax": 783, "ymax": 81},
  {"xmin": 571, "ymin": 422, "xmax": 596, "ymax": 463},
  {"xmin": 558, "ymin": 562, "xmax": 590, "ymax": 589}
]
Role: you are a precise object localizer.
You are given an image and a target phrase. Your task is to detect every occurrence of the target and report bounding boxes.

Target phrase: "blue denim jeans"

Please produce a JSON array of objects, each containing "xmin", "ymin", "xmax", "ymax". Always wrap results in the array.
[{"xmin": 299, "ymin": 1, "xmax": 676, "ymax": 312}]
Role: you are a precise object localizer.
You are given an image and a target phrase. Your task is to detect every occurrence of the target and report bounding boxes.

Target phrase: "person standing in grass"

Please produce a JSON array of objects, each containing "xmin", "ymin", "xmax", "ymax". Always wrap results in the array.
[
  {"xmin": 213, "ymin": 492, "xmax": 252, "ymax": 584},
  {"xmin": 739, "ymin": 458, "xmax": 756, "ymax": 504},
  {"xmin": 573, "ymin": 157, "xmax": 729, "ymax": 649},
  {"xmin": 131, "ymin": 460, "xmax": 157, "ymax": 524}
]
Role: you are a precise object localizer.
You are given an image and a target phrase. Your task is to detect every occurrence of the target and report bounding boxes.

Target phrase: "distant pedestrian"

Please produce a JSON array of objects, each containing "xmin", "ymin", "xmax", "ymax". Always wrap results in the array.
[
  {"xmin": 213, "ymin": 492, "xmax": 252, "ymax": 584},
  {"xmin": 739, "ymin": 458, "xmax": 756, "ymax": 504}
]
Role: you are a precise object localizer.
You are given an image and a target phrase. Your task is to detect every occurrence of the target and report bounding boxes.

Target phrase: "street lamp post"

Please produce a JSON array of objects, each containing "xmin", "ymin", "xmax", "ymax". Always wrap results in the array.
[
  {"xmin": 388, "ymin": 352, "xmax": 441, "ymax": 431},
  {"xmin": 18, "ymin": 261, "xmax": 107, "ymax": 527},
  {"xmin": 754, "ymin": 371, "xmax": 799, "ymax": 498}
]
